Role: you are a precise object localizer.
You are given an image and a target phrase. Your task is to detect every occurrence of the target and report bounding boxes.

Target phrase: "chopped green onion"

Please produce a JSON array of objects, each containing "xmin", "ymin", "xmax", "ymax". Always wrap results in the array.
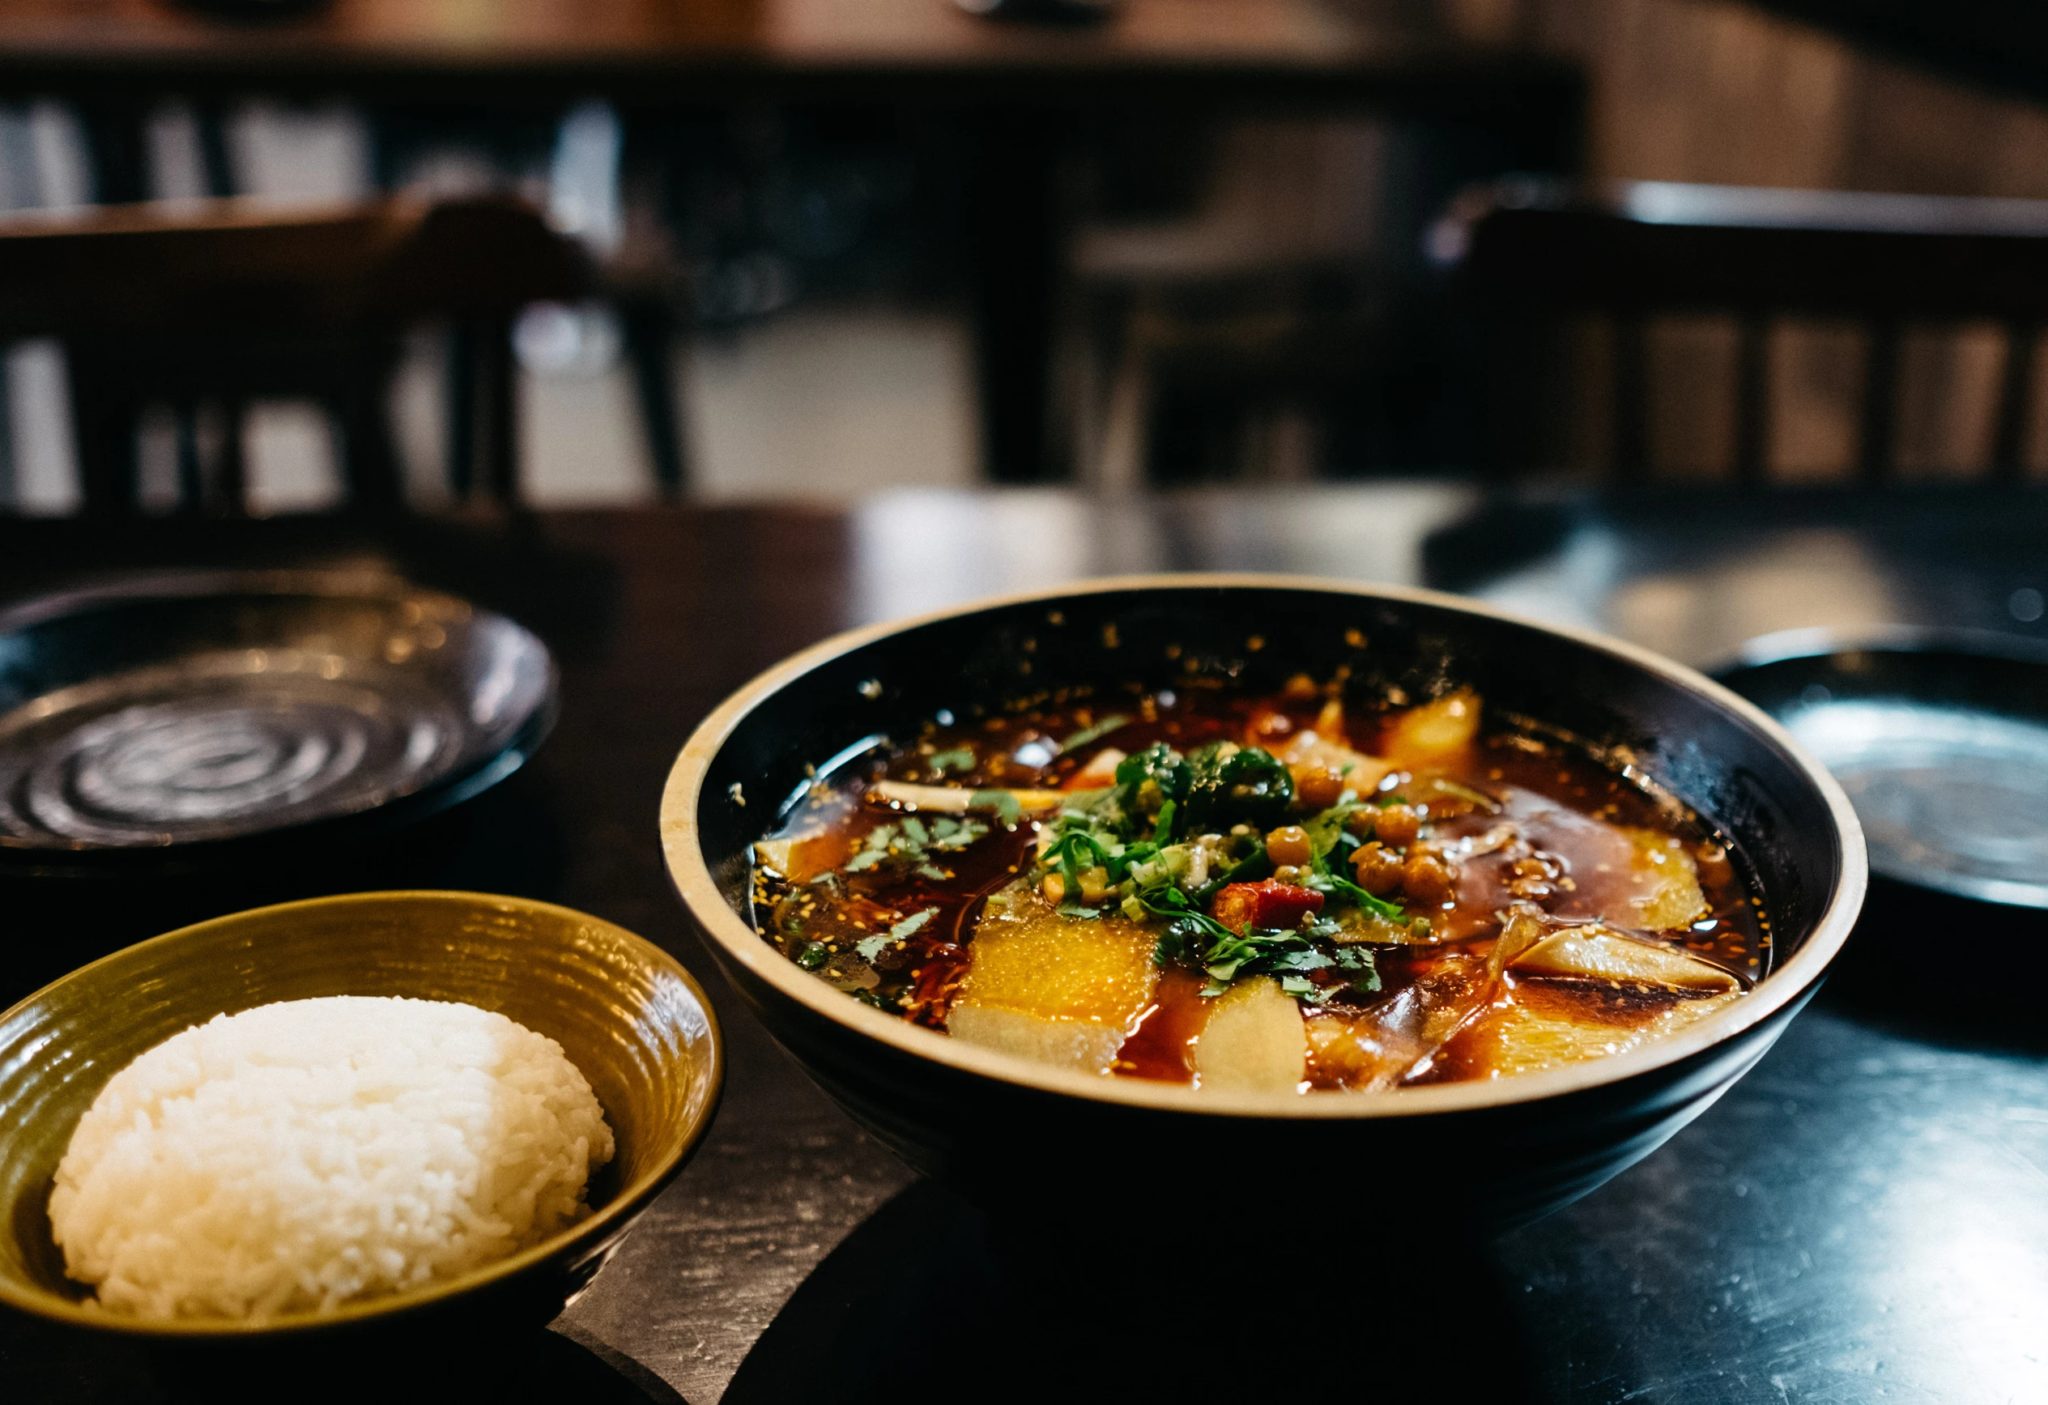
[{"xmin": 1058, "ymin": 713, "xmax": 1131, "ymax": 753}]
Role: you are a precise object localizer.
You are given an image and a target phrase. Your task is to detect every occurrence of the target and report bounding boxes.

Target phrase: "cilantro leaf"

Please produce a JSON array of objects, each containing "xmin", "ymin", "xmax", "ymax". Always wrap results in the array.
[
  {"xmin": 1303, "ymin": 838, "xmax": 1406, "ymax": 919},
  {"xmin": 1304, "ymin": 863, "xmax": 1405, "ymax": 920},
  {"xmin": 927, "ymin": 818, "xmax": 987, "ymax": 852},
  {"xmin": 853, "ymin": 907, "xmax": 939, "ymax": 964},
  {"xmin": 839, "ymin": 817, "xmax": 989, "ymax": 882},
  {"xmin": 888, "ymin": 908, "xmax": 938, "ymax": 941},
  {"xmin": 1302, "ymin": 800, "xmax": 1366, "ymax": 856},
  {"xmin": 1150, "ymin": 797, "xmax": 1179, "ymax": 846},
  {"xmin": 971, "ymin": 789, "xmax": 1024, "ymax": 825},
  {"xmin": 1167, "ymin": 920, "xmax": 1383, "ymax": 1005},
  {"xmin": 927, "ymin": 747, "xmax": 976, "ymax": 777}
]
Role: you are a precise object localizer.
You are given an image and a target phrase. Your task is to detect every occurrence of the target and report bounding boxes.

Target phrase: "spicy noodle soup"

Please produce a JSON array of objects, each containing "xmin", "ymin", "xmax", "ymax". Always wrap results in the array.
[{"xmin": 748, "ymin": 678, "xmax": 1765, "ymax": 1093}]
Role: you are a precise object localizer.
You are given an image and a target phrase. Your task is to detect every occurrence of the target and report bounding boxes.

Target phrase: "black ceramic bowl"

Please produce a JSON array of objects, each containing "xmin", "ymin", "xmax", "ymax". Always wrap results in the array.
[{"xmin": 660, "ymin": 577, "xmax": 1866, "ymax": 1228}]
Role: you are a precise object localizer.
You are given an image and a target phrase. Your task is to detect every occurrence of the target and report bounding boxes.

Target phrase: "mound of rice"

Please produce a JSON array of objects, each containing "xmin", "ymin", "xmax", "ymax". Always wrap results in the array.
[{"xmin": 48, "ymin": 995, "xmax": 614, "ymax": 1320}]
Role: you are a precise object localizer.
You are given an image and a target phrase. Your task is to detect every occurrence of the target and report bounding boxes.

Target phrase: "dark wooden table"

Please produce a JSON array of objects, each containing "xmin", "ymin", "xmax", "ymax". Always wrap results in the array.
[{"xmin": 3, "ymin": 483, "xmax": 2043, "ymax": 1403}]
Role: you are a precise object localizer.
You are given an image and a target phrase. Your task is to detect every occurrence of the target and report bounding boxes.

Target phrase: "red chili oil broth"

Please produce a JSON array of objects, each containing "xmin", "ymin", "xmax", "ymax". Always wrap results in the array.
[{"xmin": 748, "ymin": 683, "xmax": 1768, "ymax": 1089}]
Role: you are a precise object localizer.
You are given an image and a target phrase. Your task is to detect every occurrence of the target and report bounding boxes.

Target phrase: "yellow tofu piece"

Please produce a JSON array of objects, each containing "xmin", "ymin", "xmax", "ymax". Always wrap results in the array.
[
  {"xmin": 1620, "ymin": 826, "xmax": 1709, "ymax": 930},
  {"xmin": 751, "ymin": 830, "xmax": 840, "ymax": 884},
  {"xmin": 1458, "ymin": 989, "xmax": 1740, "ymax": 1078},
  {"xmin": 945, "ymin": 1006, "xmax": 1138, "ymax": 1073},
  {"xmin": 1383, "ymin": 689, "xmax": 1481, "ymax": 769},
  {"xmin": 948, "ymin": 885, "xmax": 1159, "ymax": 1075},
  {"xmin": 1193, "ymin": 977, "xmax": 1306, "ymax": 1092}
]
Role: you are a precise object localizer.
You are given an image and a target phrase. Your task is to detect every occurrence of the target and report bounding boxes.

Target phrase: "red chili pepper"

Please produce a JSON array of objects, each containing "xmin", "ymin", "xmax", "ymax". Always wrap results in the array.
[
  {"xmin": 906, "ymin": 942, "xmax": 968, "ymax": 1029},
  {"xmin": 1210, "ymin": 879, "xmax": 1325, "ymax": 932}
]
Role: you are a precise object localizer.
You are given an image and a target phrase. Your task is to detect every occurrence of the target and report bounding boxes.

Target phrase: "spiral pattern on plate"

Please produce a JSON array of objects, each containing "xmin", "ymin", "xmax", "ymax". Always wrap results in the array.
[
  {"xmin": 1786, "ymin": 698, "xmax": 2048, "ymax": 889},
  {"xmin": 0, "ymin": 663, "xmax": 463, "ymax": 848}
]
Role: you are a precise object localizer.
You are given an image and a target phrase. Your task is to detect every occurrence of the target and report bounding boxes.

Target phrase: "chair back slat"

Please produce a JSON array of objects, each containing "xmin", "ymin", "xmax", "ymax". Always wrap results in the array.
[
  {"xmin": 1994, "ymin": 321, "xmax": 2038, "ymax": 481},
  {"xmin": 1858, "ymin": 320, "xmax": 1902, "ymax": 483},
  {"xmin": 1448, "ymin": 180, "xmax": 2048, "ymax": 481},
  {"xmin": 1734, "ymin": 313, "xmax": 1770, "ymax": 485},
  {"xmin": 1610, "ymin": 311, "xmax": 1650, "ymax": 480},
  {"xmin": 0, "ymin": 196, "xmax": 591, "ymax": 514}
]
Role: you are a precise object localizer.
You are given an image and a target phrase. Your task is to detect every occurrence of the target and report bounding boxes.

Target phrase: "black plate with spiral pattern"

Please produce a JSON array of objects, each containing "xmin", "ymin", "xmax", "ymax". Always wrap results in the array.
[{"xmin": 0, "ymin": 574, "xmax": 555, "ymax": 869}]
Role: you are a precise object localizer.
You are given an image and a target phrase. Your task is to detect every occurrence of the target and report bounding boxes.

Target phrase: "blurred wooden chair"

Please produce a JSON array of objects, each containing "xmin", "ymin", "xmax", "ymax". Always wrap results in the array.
[
  {"xmin": 1068, "ymin": 121, "xmax": 1398, "ymax": 488},
  {"xmin": 1069, "ymin": 103, "xmax": 1585, "ymax": 488},
  {"xmin": 1442, "ymin": 179, "xmax": 2048, "ymax": 482},
  {"xmin": 0, "ymin": 194, "xmax": 591, "ymax": 514},
  {"xmin": 363, "ymin": 100, "xmax": 695, "ymax": 497}
]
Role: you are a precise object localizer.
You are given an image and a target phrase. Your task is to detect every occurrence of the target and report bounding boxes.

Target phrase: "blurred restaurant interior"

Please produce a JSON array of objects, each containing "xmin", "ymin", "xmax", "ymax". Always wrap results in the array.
[
  {"xmin": 3, "ymin": 2, "xmax": 2047, "ymax": 1403},
  {"xmin": 5, "ymin": 0, "xmax": 2048, "ymax": 508}
]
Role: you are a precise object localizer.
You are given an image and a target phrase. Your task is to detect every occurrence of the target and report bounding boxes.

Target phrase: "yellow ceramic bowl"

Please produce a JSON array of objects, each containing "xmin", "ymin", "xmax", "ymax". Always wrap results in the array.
[{"xmin": 0, "ymin": 891, "xmax": 722, "ymax": 1340}]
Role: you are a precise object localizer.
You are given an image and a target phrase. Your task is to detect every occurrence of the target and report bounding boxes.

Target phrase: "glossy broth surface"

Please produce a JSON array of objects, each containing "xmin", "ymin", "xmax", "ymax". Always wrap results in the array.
[{"xmin": 749, "ymin": 681, "xmax": 1765, "ymax": 1092}]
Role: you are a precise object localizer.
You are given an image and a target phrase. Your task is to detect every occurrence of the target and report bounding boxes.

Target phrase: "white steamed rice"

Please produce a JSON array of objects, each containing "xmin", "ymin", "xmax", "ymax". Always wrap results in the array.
[{"xmin": 48, "ymin": 995, "xmax": 615, "ymax": 1320}]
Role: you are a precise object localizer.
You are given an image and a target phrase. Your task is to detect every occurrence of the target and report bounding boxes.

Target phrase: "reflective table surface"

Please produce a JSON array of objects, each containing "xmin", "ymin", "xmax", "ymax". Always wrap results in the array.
[{"xmin": 0, "ymin": 483, "xmax": 2042, "ymax": 1403}]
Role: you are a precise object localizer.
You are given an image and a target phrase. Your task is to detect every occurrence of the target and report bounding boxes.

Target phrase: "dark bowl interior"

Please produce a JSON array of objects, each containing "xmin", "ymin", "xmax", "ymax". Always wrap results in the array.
[
  {"xmin": 0, "ymin": 573, "xmax": 555, "ymax": 873},
  {"xmin": 668, "ymin": 578, "xmax": 1865, "ymax": 1228},
  {"xmin": 699, "ymin": 582, "xmax": 1847, "ymax": 962}
]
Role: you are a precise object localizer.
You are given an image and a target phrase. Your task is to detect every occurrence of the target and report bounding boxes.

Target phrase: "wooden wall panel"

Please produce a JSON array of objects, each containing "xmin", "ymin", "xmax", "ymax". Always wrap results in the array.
[{"xmin": 1469, "ymin": 0, "xmax": 2048, "ymax": 477}]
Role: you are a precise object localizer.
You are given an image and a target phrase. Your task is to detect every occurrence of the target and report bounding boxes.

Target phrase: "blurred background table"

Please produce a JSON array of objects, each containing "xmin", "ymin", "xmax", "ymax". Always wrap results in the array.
[
  {"xmin": 0, "ymin": 482, "xmax": 2042, "ymax": 1402},
  {"xmin": 0, "ymin": 0, "xmax": 1563, "ymax": 100},
  {"xmin": 0, "ymin": 0, "xmax": 1584, "ymax": 488},
  {"xmin": 10, "ymin": 0, "xmax": 2048, "ymax": 515}
]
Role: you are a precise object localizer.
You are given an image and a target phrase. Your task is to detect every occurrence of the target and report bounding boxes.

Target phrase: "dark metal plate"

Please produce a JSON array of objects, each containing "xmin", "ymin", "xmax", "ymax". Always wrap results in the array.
[
  {"xmin": 1717, "ymin": 627, "xmax": 2048, "ymax": 908},
  {"xmin": 0, "ymin": 573, "xmax": 555, "ymax": 869}
]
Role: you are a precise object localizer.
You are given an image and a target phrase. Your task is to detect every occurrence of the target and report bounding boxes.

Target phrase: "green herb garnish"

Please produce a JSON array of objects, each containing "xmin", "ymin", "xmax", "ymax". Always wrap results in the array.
[
  {"xmin": 1154, "ymin": 923, "xmax": 1379, "ymax": 1004},
  {"xmin": 852, "ymin": 907, "xmax": 939, "ymax": 964},
  {"xmin": 1304, "ymin": 848, "xmax": 1405, "ymax": 920},
  {"xmin": 1058, "ymin": 713, "xmax": 1131, "ymax": 753},
  {"xmin": 889, "ymin": 908, "xmax": 938, "ymax": 941},
  {"xmin": 1150, "ymin": 798, "xmax": 1178, "ymax": 846},
  {"xmin": 1029, "ymin": 734, "xmax": 1397, "ymax": 1005},
  {"xmin": 843, "ymin": 816, "xmax": 990, "ymax": 877},
  {"xmin": 927, "ymin": 746, "xmax": 976, "ymax": 777},
  {"xmin": 970, "ymin": 789, "xmax": 1024, "ymax": 825},
  {"xmin": 1181, "ymin": 742, "xmax": 1294, "ymax": 829}
]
